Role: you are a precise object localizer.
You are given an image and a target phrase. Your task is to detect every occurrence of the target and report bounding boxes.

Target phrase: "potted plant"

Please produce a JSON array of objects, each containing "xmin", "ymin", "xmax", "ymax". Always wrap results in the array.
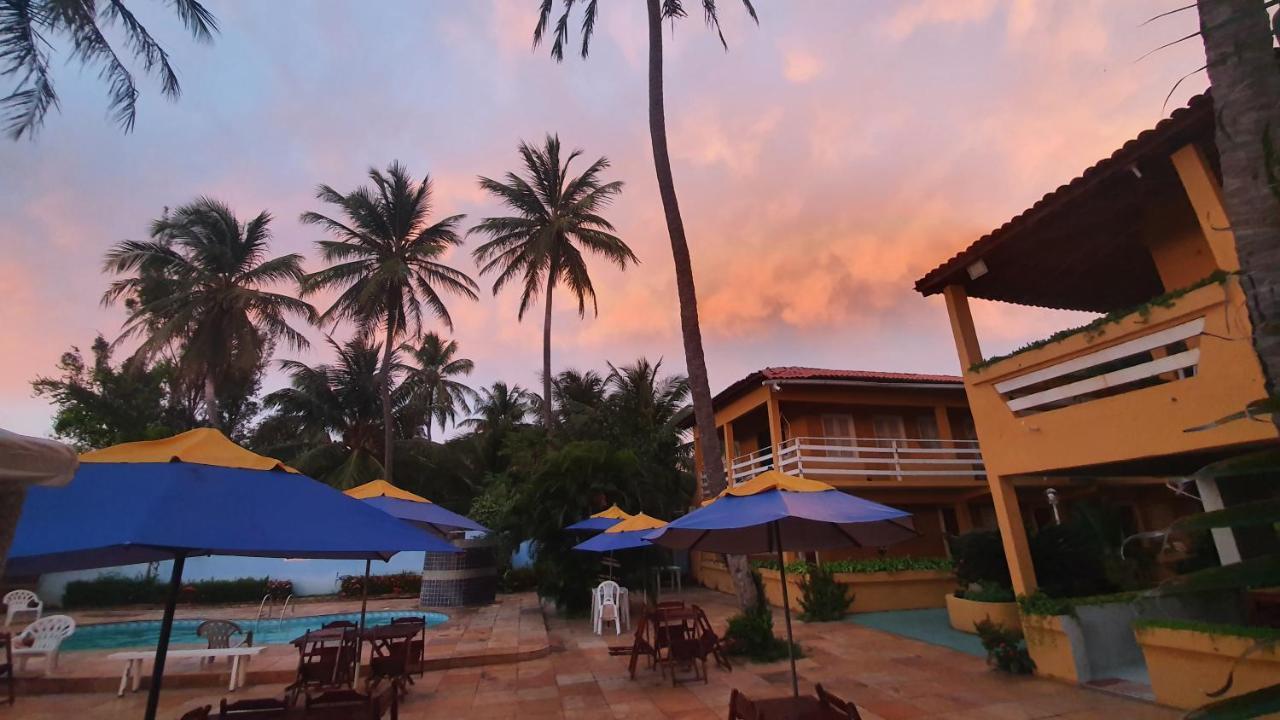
[{"xmin": 946, "ymin": 530, "xmax": 1021, "ymax": 636}]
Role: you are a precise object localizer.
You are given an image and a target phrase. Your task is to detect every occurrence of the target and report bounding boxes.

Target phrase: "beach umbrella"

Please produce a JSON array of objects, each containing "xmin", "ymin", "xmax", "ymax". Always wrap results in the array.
[
  {"xmin": 645, "ymin": 470, "xmax": 916, "ymax": 698},
  {"xmin": 572, "ymin": 512, "xmax": 666, "ymax": 553},
  {"xmin": 5, "ymin": 429, "xmax": 459, "ymax": 720},
  {"xmin": 342, "ymin": 479, "xmax": 488, "ymax": 634},
  {"xmin": 565, "ymin": 503, "xmax": 631, "ymax": 532}
]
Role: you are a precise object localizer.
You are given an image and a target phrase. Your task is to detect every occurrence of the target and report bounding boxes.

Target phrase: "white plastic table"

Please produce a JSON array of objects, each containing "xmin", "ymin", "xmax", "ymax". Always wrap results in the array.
[{"xmin": 107, "ymin": 646, "xmax": 264, "ymax": 696}]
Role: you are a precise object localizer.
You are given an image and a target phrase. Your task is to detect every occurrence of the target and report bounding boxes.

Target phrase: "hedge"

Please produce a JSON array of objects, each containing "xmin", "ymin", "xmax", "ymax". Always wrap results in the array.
[
  {"xmin": 753, "ymin": 556, "xmax": 953, "ymax": 575},
  {"xmin": 62, "ymin": 575, "xmax": 292, "ymax": 609},
  {"xmin": 337, "ymin": 572, "xmax": 422, "ymax": 598}
]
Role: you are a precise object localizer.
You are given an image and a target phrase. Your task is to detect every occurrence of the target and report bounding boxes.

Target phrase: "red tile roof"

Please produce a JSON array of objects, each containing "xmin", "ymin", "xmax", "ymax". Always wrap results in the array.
[
  {"xmin": 912, "ymin": 90, "xmax": 1215, "ymax": 308},
  {"xmin": 756, "ymin": 366, "xmax": 962, "ymax": 384}
]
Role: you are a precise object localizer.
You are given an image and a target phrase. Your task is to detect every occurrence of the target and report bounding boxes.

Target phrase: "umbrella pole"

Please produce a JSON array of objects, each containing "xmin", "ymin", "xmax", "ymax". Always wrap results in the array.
[
  {"xmin": 773, "ymin": 522, "xmax": 799, "ymax": 699},
  {"xmin": 144, "ymin": 552, "xmax": 186, "ymax": 720},
  {"xmin": 358, "ymin": 558, "xmax": 371, "ymax": 634}
]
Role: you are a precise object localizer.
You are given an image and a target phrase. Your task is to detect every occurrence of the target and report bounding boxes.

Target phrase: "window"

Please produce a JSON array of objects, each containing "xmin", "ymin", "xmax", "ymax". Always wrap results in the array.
[
  {"xmin": 872, "ymin": 415, "xmax": 906, "ymax": 447},
  {"xmin": 820, "ymin": 414, "xmax": 857, "ymax": 458},
  {"xmin": 916, "ymin": 414, "xmax": 940, "ymax": 448}
]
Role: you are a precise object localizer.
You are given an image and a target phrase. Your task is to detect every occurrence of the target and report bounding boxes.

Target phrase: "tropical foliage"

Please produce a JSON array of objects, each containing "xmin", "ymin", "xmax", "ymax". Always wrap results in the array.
[
  {"xmin": 471, "ymin": 134, "xmax": 634, "ymax": 428},
  {"xmin": 399, "ymin": 332, "xmax": 477, "ymax": 441},
  {"xmin": 0, "ymin": 0, "xmax": 218, "ymax": 139},
  {"xmin": 102, "ymin": 198, "xmax": 313, "ymax": 431},
  {"xmin": 301, "ymin": 161, "xmax": 478, "ymax": 481}
]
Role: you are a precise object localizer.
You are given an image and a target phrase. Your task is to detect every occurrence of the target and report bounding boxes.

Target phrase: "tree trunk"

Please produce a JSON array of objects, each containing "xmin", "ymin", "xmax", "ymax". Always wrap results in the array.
[
  {"xmin": 0, "ymin": 485, "xmax": 28, "ymax": 579},
  {"xmin": 542, "ymin": 263, "xmax": 557, "ymax": 430},
  {"xmin": 425, "ymin": 385, "xmax": 435, "ymax": 442},
  {"xmin": 1197, "ymin": 0, "xmax": 1280, "ymax": 434},
  {"xmin": 381, "ymin": 323, "xmax": 397, "ymax": 482},
  {"xmin": 203, "ymin": 375, "xmax": 220, "ymax": 431},
  {"xmin": 645, "ymin": 0, "xmax": 756, "ymax": 610}
]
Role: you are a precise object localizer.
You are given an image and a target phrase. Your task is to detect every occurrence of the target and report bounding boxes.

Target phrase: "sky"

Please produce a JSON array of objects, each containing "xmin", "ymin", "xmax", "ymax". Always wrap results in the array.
[{"xmin": 0, "ymin": 1, "xmax": 1211, "ymax": 439}]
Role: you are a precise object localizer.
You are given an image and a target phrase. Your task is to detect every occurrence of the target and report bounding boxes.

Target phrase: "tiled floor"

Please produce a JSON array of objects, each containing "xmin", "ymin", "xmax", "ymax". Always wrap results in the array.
[{"xmin": 0, "ymin": 589, "xmax": 1180, "ymax": 719}]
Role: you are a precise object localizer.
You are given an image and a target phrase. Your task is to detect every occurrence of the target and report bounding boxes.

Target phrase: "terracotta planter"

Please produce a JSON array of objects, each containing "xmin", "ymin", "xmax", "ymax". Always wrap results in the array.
[
  {"xmin": 756, "ymin": 568, "xmax": 954, "ymax": 613},
  {"xmin": 1021, "ymin": 613, "xmax": 1085, "ymax": 684},
  {"xmin": 1135, "ymin": 625, "xmax": 1280, "ymax": 710},
  {"xmin": 945, "ymin": 593, "xmax": 1022, "ymax": 636}
]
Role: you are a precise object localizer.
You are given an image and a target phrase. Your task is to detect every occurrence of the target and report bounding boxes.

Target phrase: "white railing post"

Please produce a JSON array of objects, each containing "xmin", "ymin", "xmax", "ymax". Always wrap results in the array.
[{"xmin": 891, "ymin": 441, "xmax": 902, "ymax": 480}]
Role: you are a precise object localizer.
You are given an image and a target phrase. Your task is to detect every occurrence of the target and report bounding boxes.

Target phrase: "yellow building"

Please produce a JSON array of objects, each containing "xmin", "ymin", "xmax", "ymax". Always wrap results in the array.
[
  {"xmin": 688, "ymin": 367, "xmax": 994, "ymax": 563},
  {"xmin": 914, "ymin": 91, "xmax": 1276, "ymax": 594}
]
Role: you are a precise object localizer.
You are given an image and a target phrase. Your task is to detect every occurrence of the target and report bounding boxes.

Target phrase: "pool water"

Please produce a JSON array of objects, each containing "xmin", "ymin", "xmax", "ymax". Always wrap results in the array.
[{"xmin": 63, "ymin": 610, "xmax": 449, "ymax": 651}]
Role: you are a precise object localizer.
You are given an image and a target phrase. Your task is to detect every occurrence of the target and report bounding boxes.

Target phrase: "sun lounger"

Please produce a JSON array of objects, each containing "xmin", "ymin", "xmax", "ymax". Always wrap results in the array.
[{"xmin": 108, "ymin": 646, "xmax": 265, "ymax": 696}]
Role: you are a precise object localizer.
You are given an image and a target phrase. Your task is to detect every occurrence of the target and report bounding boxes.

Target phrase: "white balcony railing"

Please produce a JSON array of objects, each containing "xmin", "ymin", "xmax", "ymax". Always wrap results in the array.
[{"xmin": 730, "ymin": 436, "xmax": 985, "ymax": 483}]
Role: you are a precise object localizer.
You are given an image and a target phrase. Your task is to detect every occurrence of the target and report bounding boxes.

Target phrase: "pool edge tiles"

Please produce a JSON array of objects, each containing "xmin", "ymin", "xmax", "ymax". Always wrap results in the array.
[{"xmin": 62, "ymin": 609, "xmax": 449, "ymax": 651}]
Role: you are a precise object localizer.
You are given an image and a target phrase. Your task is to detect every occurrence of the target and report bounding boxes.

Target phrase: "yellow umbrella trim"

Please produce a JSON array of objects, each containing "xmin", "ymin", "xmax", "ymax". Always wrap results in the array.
[
  {"xmin": 79, "ymin": 428, "xmax": 298, "ymax": 473},
  {"xmin": 343, "ymin": 479, "xmax": 431, "ymax": 503},
  {"xmin": 589, "ymin": 503, "xmax": 631, "ymax": 520},
  {"xmin": 604, "ymin": 512, "xmax": 666, "ymax": 534}
]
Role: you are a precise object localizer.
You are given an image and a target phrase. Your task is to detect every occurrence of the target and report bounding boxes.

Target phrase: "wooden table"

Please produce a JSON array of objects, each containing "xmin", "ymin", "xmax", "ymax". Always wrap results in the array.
[{"xmin": 754, "ymin": 695, "xmax": 838, "ymax": 720}]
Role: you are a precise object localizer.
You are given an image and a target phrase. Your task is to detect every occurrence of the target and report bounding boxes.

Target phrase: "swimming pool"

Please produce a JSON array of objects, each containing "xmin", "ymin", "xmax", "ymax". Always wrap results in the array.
[{"xmin": 62, "ymin": 610, "xmax": 449, "ymax": 651}]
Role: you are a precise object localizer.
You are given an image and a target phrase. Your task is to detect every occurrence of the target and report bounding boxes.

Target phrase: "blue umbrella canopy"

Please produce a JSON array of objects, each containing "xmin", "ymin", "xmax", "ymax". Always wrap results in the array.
[
  {"xmin": 573, "ymin": 513, "xmax": 666, "ymax": 553},
  {"xmin": 344, "ymin": 479, "xmax": 488, "ymax": 537},
  {"xmin": 565, "ymin": 503, "xmax": 631, "ymax": 532},
  {"xmin": 3, "ymin": 430, "xmax": 457, "ymax": 720},
  {"xmin": 645, "ymin": 471, "xmax": 916, "ymax": 554}
]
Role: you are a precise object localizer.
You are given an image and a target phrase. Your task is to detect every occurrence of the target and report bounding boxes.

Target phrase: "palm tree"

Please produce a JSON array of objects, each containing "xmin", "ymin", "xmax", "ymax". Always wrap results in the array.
[
  {"xmin": 1, "ymin": 0, "xmax": 217, "ymax": 139},
  {"xmin": 471, "ymin": 135, "xmax": 635, "ymax": 429},
  {"xmin": 256, "ymin": 337, "xmax": 427, "ymax": 489},
  {"xmin": 300, "ymin": 162, "xmax": 479, "ymax": 482},
  {"xmin": 103, "ymin": 198, "xmax": 313, "ymax": 430},
  {"xmin": 459, "ymin": 381, "xmax": 534, "ymax": 435},
  {"xmin": 606, "ymin": 357, "xmax": 689, "ymax": 429},
  {"xmin": 1195, "ymin": 0, "xmax": 1280, "ymax": 427},
  {"xmin": 532, "ymin": 0, "xmax": 760, "ymax": 608},
  {"xmin": 399, "ymin": 332, "xmax": 477, "ymax": 441},
  {"xmin": 553, "ymin": 369, "xmax": 607, "ymax": 418}
]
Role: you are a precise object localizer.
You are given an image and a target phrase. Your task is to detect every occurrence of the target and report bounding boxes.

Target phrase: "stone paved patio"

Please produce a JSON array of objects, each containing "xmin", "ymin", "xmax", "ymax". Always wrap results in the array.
[{"xmin": 0, "ymin": 588, "xmax": 1179, "ymax": 719}]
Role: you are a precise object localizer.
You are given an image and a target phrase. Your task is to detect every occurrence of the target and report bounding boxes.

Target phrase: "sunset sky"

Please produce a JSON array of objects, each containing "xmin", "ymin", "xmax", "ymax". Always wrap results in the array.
[{"xmin": 0, "ymin": 1, "xmax": 1209, "ymax": 439}]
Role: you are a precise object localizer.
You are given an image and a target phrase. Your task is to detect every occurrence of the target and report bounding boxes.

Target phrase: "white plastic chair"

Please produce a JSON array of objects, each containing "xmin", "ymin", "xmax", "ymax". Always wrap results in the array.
[
  {"xmin": 3, "ymin": 590, "xmax": 42, "ymax": 627},
  {"xmin": 593, "ymin": 581, "xmax": 623, "ymax": 635},
  {"xmin": 13, "ymin": 615, "xmax": 75, "ymax": 676}
]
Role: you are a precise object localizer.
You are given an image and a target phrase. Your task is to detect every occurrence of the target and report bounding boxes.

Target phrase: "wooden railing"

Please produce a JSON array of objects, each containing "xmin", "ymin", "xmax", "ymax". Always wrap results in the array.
[
  {"xmin": 991, "ymin": 316, "xmax": 1205, "ymax": 416},
  {"xmin": 730, "ymin": 437, "xmax": 984, "ymax": 483}
]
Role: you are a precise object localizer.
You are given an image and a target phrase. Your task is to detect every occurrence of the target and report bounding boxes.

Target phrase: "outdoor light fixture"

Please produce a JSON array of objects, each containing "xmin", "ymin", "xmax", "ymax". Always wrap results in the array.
[
  {"xmin": 1045, "ymin": 487, "xmax": 1061, "ymax": 525},
  {"xmin": 966, "ymin": 259, "xmax": 988, "ymax": 280}
]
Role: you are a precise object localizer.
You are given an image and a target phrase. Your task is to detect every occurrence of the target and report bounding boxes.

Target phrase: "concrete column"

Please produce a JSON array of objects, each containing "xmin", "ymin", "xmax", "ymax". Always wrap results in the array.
[
  {"xmin": 943, "ymin": 285, "xmax": 983, "ymax": 370},
  {"xmin": 722, "ymin": 422, "xmax": 736, "ymax": 485},
  {"xmin": 766, "ymin": 393, "xmax": 784, "ymax": 469},
  {"xmin": 954, "ymin": 501, "xmax": 974, "ymax": 534},
  {"xmin": 990, "ymin": 474, "xmax": 1038, "ymax": 595}
]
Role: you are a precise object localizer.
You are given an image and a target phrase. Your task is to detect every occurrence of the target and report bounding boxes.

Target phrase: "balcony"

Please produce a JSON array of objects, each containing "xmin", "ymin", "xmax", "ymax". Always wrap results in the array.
[
  {"xmin": 964, "ymin": 277, "xmax": 1277, "ymax": 477},
  {"xmin": 730, "ymin": 436, "xmax": 985, "ymax": 485}
]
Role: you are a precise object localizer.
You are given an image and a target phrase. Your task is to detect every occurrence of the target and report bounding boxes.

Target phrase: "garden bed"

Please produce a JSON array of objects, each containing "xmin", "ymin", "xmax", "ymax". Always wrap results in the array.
[
  {"xmin": 1135, "ymin": 620, "xmax": 1280, "ymax": 710},
  {"xmin": 757, "ymin": 565, "xmax": 954, "ymax": 614},
  {"xmin": 945, "ymin": 593, "xmax": 1022, "ymax": 636}
]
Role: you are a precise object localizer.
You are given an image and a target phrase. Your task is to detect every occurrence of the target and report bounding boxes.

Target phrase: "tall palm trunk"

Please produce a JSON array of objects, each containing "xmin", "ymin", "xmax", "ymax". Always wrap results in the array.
[
  {"xmin": 203, "ymin": 375, "xmax": 220, "ymax": 431},
  {"xmin": 645, "ymin": 0, "xmax": 756, "ymax": 609},
  {"xmin": 381, "ymin": 320, "xmax": 397, "ymax": 482},
  {"xmin": 425, "ymin": 385, "xmax": 435, "ymax": 442},
  {"xmin": 542, "ymin": 260, "xmax": 557, "ymax": 430},
  {"xmin": 1197, "ymin": 0, "xmax": 1280, "ymax": 434}
]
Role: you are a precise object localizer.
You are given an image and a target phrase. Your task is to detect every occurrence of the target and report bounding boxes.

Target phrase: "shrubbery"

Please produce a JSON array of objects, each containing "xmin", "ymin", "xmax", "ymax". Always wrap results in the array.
[
  {"xmin": 62, "ymin": 574, "xmax": 292, "ymax": 608},
  {"xmin": 337, "ymin": 572, "xmax": 422, "ymax": 598},
  {"xmin": 797, "ymin": 563, "xmax": 853, "ymax": 621},
  {"xmin": 975, "ymin": 619, "xmax": 1034, "ymax": 674},
  {"xmin": 724, "ymin": 573, "xmax": 803, "ymax": 662},
  {"xmin": 754, "ymin": 556, "xmax": 953, "ymax": 575}
]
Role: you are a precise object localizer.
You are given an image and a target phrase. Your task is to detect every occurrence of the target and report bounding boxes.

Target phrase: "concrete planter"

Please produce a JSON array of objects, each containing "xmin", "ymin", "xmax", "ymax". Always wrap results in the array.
[
  {"xmin": 757, "ymin": 568, "xmax": 954, "ymax": 614},
  {"xmin": 945, "ymin": 593, "xmax": 1022, "ymax": 636},
  {"xmin": 1021, "ymin": 613, "xmax": 1086, "ymax": 684},
  {"xmin": 1135, "ymin": 625, "xmax": 1280, "ymax": 710}
]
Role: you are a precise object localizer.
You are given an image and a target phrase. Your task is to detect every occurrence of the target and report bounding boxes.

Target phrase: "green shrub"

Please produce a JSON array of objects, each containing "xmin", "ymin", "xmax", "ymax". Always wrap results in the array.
[
  {"xmin": 949, "ymin": 530, "xmax": 1011, "ymax": 587},
  {"xmin": 1133, "ymin": 618, "xmax": 1280, "ymax": 641},
  {"xmin": 337, "ymin": 572, "xmax": 422, "ymax": 598},
  {"xmin": 63, "ymin": 574, "xmax": 292, "ymax": 608},
  {"xmin": 499, "ymin": 567, "xmax": 538, "ymax": 594},
  {"xmin": 797, "ymin": 563, "xmax": 852, "ymax": 621},
  {"xmin": 1016, "ymin": 591, "xmax": 1075, "ymax": 617},
  {"xmin": 975, "ymin": 619, "xmax": 1035, "ymax": 674},
  {"xmin": 753, "ymin": 556, "xmax": 953, "ymax": 575},
  {"xmin": 1029, "ymin": 523, "xmax": 1114, "ymax": 599},
  {"xmin": 724, "ymin": 573, "xmax": 803, "ymax": 662}
]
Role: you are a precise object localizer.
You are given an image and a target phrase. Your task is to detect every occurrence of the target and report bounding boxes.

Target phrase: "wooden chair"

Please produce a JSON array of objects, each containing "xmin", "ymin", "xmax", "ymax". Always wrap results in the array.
[
  {"xmin": 304, "ymin": 687, "xmax": 398, "ymax": 720},
  {"xmin": 0, "ymin": 632, "xmax": 13, "ymax": 706},
  {"xmin": 816, "ymin": 684, "xmax": 863, "ymax": 719},
  {"xmin": 607, "ymin": 612, "xmax": 657, "ymax": 679},
  {"xmin": 727, "ymin": 689, "xmax": 761, "ymax": 720},
  {"xmin": 364, "ymin": 635, "xmax": 411, "ymax": 696},
  {"xmin": 388, "ymin": 618, "xmax": 425, "ymax": 679},
  {"xmin": 288, "ymin": 628, "xmax": 359, "ymax": 704},
  {"xmin": 178, "ymin": 705, "xmax": 212, "ymax": 720},
  {"xmin": 691, "ymin": 605, "xmax": 732, "ymax": 672},
  {"xmin": 218, "ymin": 697, "xmax": 287, "ymax": 719},
  {"xmin": 321, "ymin": 621, "xmax": 358, "ymax": 630}
]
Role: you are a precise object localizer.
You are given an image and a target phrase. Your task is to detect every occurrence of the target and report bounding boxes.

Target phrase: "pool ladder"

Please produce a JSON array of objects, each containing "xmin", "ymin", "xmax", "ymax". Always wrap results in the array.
[
  {"xmin": 253, "ymin": 594, "xmax": 273, "ymax": 636},
  {"xmin": 278, "ymin": 594, "xmax": 294, "ymax": 624}
]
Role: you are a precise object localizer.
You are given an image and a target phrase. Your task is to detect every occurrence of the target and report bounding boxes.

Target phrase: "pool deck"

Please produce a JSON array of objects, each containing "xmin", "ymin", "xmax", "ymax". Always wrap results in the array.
[
  {"xmin": 10, "ymin": 593, "xmax": 548, "ymax": 695},
  {"xmin": 0, "ymin": 588, "xmax": 1182, "ymax": 719}
]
